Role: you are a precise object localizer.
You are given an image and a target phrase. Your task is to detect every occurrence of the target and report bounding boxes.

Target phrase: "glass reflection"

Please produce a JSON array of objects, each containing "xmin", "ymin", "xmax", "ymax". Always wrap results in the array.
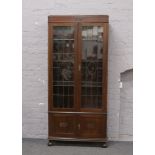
[
  {"xmin": 81, "ymin": 26, "xmax": 104, "ymax": 109},
  {"xmin": 53, "ymin": 26, "xmax": 75, "ymax": 108}
]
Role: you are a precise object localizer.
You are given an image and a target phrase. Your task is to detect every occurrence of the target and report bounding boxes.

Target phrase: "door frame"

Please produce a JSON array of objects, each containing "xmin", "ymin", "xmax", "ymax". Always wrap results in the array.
[
  {"xmin": 77, "ymin": 23, "xmax": 108, "ymax": 113},
  {"xmin": 48, "ymin": 22, "xmax": 78, "ymax": 112}
]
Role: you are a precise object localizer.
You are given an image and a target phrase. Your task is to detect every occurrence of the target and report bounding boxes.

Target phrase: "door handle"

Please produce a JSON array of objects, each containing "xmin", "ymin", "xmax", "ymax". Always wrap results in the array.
[
  {"xmin": 78, "ymin": 65, "xmax": 81, "ymax": 71},
  {"xmin": 78, "ymin": 123, "xmax": 80, "ymax": 130}
]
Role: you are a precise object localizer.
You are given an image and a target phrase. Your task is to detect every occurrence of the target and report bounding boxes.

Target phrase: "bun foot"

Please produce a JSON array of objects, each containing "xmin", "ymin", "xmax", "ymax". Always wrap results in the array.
[
  {"xmin": 48, "ymin": 140, "xmax": 54, "ymax": 146},
  {"xmin": 101, "ymin": 142, "xmax": 108, "ymax": 148}
]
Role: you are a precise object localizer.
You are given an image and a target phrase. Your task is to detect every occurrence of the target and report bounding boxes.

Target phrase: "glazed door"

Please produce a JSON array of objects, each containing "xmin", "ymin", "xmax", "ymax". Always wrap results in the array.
[
  {"xmin": 48, "ymin": 23, "xmax": 78, "ymax": 111},
  {"xmin": 78, "ymin": 23, "xmax": 107, "ymax": 112},
  {"xmin": 49, "ymin": 23, "xmax": 108, "ymax": 112}
]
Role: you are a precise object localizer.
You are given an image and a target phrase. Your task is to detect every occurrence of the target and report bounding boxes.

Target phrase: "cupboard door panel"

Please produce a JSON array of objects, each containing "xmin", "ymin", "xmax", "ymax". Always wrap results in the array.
[
  {"xmin": 78, "ymin": 115, "xmax": 106, "ymax": 138},
  {"xmin": 49, "ymin": 114, "xmax": 77, "ymax": 138}
]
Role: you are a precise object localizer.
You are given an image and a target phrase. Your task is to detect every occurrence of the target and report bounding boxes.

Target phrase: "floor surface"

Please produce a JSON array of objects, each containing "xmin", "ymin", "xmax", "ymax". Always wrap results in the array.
[{"xmin": 22, "ymin": 139, "xmax": 133, "ymax": 155}]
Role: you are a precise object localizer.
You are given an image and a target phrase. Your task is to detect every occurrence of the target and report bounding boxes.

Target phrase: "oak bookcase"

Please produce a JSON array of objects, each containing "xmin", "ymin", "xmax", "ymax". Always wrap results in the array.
[{"xmin": 48, "ymin": 15, "xmax": 109, "ymax": 147}]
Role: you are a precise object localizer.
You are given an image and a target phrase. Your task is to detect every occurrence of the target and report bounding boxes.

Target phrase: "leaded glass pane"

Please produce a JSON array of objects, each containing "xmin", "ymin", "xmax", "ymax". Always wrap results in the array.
[
  {"xmin": 81, "ymin": 26, "xmax": 104, "ymax": 109},
  {"xmin": 52, "ymin": 26, "xmax": 75, "ymax": 108}
]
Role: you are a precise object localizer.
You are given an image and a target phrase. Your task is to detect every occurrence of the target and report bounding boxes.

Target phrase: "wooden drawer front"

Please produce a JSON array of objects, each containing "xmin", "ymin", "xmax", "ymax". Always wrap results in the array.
[
  {"xmin": 49, "ymin": 114, "xmax": 76, "ymax": 137},
  {"xmin": 78, "ymin": 115, "xmax": 106, "ymax": 138}
]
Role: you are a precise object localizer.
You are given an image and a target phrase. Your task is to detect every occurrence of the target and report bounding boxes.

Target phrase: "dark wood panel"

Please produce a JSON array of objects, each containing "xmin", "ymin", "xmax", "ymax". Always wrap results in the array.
[
  {"xmin": 102, "ymin": 23, "xmax": 109, "ymax": 113},
  {"xmin": 77, "ymin": 115, "xmax": 107, "ymax": 138},
  {"xmin": 48, "ymin": 111, "xmax": 107, "ymax": 115},
  {"xmin": 80, "ymin": 16, "xmax": 109, "ymax": 23},
  {"xmin": 48, "ymin": 137, "xmax": 107, "ymax": 142},
  {"xmin": 48, "ymin": 16, "xmax": 76, "ymax": 23},
  {"xmin": 48, "ymin": 15, "xmax": 109, "ymax": 23},
  {"xmin": 49, "ymin": 114, "xmax": 77, "ymax": 138},
  {"xmin": 49, "ymin": 114, "xmax": 107, "ymax": 139}
]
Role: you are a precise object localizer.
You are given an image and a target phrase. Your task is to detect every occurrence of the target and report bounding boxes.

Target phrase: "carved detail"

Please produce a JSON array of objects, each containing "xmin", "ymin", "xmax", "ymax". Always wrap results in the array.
[
  {"xmin": 87, "ymin": 122, "xmax": 95, "ymax": 129},
  {"xmin": 59, "ymin": 122, "xmax": 68, "ymax": 128}
]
